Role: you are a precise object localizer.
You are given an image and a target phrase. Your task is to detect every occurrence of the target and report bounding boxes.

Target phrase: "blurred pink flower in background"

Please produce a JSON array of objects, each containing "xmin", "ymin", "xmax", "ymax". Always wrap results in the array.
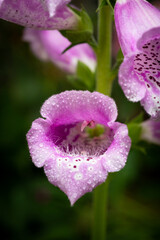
[
  {"xmin": 23, "ymin": 29, "xmax": 96, "ymax": 73},
  {"xmin": 26, "ymin": 91, "xmax": 131, "ymax": 205},
  {"xmin": 115, "ymin": 0, "xmax": 160, "ymax": 119},
  {"xmin": 141, "ymin": 119, "xmax": 160, "ymax": 145}
]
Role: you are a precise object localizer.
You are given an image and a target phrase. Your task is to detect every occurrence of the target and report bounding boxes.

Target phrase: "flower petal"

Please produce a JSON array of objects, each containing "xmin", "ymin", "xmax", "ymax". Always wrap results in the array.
[
  {"xmin": 44, "ymin": 156, "xmax": 108, "ymax": 205},
  {"xmin": 115, "ymin": 0, "xmax": 160, "ymax": 55},
  {"xmin": 102, "ymin": 122, "xmax": 131, "ymax": 172},
  {"xmin": 140, "ymin": 89, "xmax": 160, "ymax": 119},
  {"xmin": 0, "ymin": 0, "xmax": 78, "ymax": 30},
  {"xmin": 26, "ymin": 118, "xmax": 56, "ymax": 167},
  {"xmin": 119, "ymin": 56, "xmax": 146, "ymax": 102},
  {"xmin": 40, "ymin": 91, "xmax": 118, "ymax": 125}
]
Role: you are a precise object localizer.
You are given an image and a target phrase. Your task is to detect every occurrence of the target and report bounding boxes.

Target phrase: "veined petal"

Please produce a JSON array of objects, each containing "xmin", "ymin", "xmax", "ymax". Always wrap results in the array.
[
  {"xmin": 115, "ymin": 0, "xmax": 160, "ymax": 55},
  {"xmin": 119, "ymin": 56, "xmax": 146, "ymax": 102},
  {"xmin": 40, "ymin": 91, "xmax": 118, "ymax": 125},
  {"xmin": 23, "ymin": 29, "xmax": 96, "ymax": 73},
  {"xmin": 0, "ymin": 0, "xmax": 78, "ymax": 30}
]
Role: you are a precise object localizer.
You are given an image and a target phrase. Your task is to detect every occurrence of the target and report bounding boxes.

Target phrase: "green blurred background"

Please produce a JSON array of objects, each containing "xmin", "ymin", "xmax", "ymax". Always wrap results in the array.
[{"xmin": 0, "ymin": 0, "xmax": 160, "ymax": 239}]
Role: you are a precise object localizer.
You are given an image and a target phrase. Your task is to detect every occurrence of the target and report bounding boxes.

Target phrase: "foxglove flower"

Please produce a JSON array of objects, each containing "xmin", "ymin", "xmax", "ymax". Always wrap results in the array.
[
  {"xmin": 0, "ymin": 0, "xmax": 78, "ymax": 30},
  {"xmin": 115, "ymin": 0, "xmax": 160, "ymax": 119},
  {"xmin": 26, "ymin": 91, "xmax": 131, "ymax": 205},
  {"xmin": 23, "ymin": 29, "xmax": 96, "ymax": 73},
  {"xmin": 141, "ymin": 119, "xmax": 160, "ymax": 145}
]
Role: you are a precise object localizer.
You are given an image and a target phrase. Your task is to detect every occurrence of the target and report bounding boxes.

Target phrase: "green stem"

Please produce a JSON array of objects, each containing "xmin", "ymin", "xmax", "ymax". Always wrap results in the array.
[
  {"xmin": 92, "ymin": 2, "xmax": 112, "ymax": 240},
  {"xmin": 92, "ymin": 180, "xmax": 109, "ymax": 240},
  {"xmin": 96, "ymin": 3, "xmax": 112, "ymax": 95}
]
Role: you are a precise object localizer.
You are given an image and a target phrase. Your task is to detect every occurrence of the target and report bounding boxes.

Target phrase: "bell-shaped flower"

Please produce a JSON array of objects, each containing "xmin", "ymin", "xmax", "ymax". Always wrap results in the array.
[
  {"xmin": 0, "ymin": 0, "xmax": 78, "ymax": 30},
  {"xmin": 23, "ymin": 29, "xmax": 96, "ymax": 73},
  {"xmin": 26, "ymin": 91, "xmax": 131, "ymax": 205},
  {"xmin": 115, "ymin": 0, "xmax": 160, "ymax": 119},
  {"xmin": 141, "ymin": 119, "xmax": 160, "ymax": 145}
]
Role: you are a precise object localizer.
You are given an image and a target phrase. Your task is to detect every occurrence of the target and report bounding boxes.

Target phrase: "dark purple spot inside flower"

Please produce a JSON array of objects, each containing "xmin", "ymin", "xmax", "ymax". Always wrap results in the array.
[{"xmin": 134, "ymin": 38, "xmax": 160, "ymax": 89}]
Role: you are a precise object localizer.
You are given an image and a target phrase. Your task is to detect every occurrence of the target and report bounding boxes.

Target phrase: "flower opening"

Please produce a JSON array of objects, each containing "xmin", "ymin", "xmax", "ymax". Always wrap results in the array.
[{"xmin": 27, "ymin": 91, "xmax": 131, "ymax": 205}]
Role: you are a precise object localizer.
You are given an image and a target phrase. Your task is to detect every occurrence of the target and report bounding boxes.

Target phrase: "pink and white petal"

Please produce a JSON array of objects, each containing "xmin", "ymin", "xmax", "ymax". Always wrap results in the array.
[
  {"xmin": 44, "ymin": 155, "xmax": 108, "ymax": 205},
  {"xmin": 102, "ymin": 122, "xmax": 131, "ymax": 172},
  {"xmin": 0, "ymin": 0, "xmax": 78, "ymax": 30},
  {"xmin": 140, "ymin": 90, "xmax": 160, "ymax": 119},
  {"xmin": 115, "ymin": 0, "xmax": 160, "ymax": 56},
  {"xmin": 26, "ymin": 118, "xmax": 57, "ymax": 167},
  {"xmin": 119, "ymin": 56, "xmax": 146, "ymax": 102},
  {"xmin": 40, "ymin": 91, "xmax": 118, "ymax": 126}
]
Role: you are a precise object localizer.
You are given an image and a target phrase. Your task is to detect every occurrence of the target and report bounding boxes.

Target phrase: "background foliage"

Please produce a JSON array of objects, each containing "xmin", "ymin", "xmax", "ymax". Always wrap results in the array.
[{"xmin": 0, "ymin": 0, "xmax": 160, "ymax": 239}]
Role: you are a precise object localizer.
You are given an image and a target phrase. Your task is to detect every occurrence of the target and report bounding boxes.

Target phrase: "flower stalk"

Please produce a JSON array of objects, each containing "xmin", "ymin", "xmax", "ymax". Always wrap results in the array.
[
  {"xmin": 93, "ymin": 2, "xmax": 113, "ymax": 240},
  {"xmin": 96, "ymin": 2, "xmax": 112, "ymax": 95}
]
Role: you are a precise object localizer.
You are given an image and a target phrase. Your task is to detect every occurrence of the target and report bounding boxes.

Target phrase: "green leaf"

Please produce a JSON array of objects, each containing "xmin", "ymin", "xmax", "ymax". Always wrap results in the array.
[
  {"xmin": 131, "ymin": 145, "xmax": 147, "ymax": 155},
  {"xmin": 60, "ymin": 8, "xmax": 97, "ymax": 49},
  {"xmin": 67, "ymin": 75, "xmax": 88, "ymax": 90},
  {"xmin": 97, "ymin": 0, "xmax": 114, "ymax": 12},
  {"xmin": 127, "ymin": 123, "xmax": 142, "ymax": 145},
  {"xmin": 67, "ymin": 61, "xmax": 96, "ymax": 91},
  {"xmin": 97, "ymin": 0, "xmax": 107, "ymax": 11},
  {"xmin": 76, "ymin": 61, "xmax": 95, "ymax": 90},
  {"xmin": 129, "ymin": 113, "xmax": 144, "ymax": 124}
]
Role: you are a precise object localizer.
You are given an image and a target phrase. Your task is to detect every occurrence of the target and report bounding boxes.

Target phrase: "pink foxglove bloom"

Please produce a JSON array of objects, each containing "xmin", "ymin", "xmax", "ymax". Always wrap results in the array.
[
  {"xmin": 141, "ymin": 119, "xmax": 160, "ymax": 145},
  {"xmin": 23, "ymin": 29, "xmax": 96, "ymax": 73},
  {"xmin": 115, "ymin": 0, "xmax": 160, "ymax": 119},
  {"xmin": 26, "ymin": 91, "xmax": 131, "ymax": 205},
  {"xmin": 0, "ymin": 0, "xmax": 78, "ymax": 30}
]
